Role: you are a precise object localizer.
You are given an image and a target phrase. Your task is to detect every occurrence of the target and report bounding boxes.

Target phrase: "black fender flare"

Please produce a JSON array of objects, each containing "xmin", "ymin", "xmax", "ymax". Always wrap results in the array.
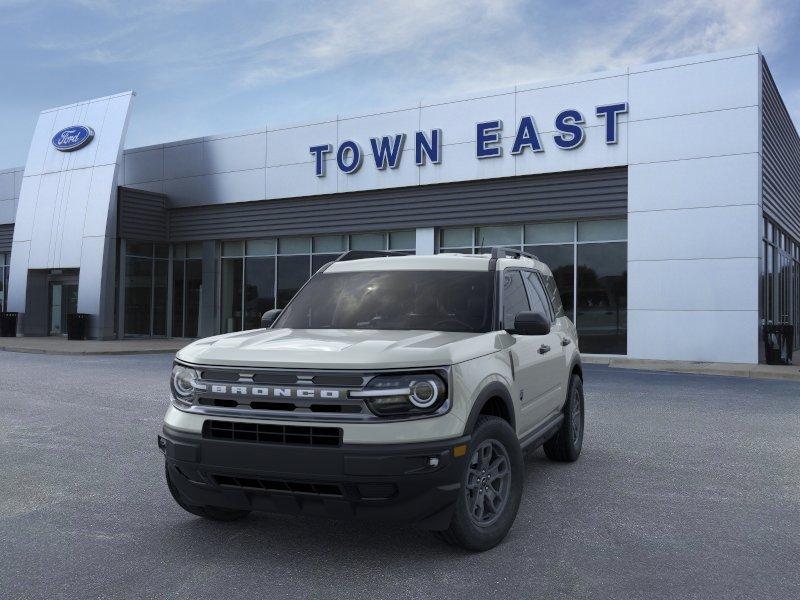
[
  {"xmin": 463, "ymin": 381, "xmax": 516, "ymax": 434},
  {"xmin": 558, "ymin": 356, "xmax": 584, "ymax": 412},
  {"xmin": 570, "ymin": 356, "xmax": 583, "ymax": 381}
]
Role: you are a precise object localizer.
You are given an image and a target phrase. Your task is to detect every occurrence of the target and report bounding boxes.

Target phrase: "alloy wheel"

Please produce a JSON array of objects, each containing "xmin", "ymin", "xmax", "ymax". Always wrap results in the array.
[
  {"xmin": 465, "ymin": 439, "xmax": 511, "ymax": 527},
  {"xmin": 570, "ymin": 388, "xmax": 583, "ymax": 445}
]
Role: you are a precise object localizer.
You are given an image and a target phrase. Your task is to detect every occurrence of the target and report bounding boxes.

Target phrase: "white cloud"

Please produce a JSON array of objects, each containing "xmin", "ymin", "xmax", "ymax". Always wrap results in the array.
[
  {"xmin": 21, "ymin": 0, "xmax": 792, "ymax": 93},
  {"xmin": 420, "ymin": 0, "xmax": 790, "ymax": 95},
  {"xmin": 233, "ymin": 0, "xmax": 522, "ymax": 88}
]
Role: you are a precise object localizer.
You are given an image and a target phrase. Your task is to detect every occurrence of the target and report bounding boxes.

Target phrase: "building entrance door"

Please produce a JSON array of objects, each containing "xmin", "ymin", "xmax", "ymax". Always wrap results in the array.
[{"xmin": 48, "ymin": 272, "xmax": 78, "ymax": 336}]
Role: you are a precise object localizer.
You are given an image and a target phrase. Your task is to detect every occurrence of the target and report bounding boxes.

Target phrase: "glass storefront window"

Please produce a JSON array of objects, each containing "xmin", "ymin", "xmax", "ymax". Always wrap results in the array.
[
  {"xmin": 187, "ymin": 242, "xmax": 203, "ymax": 259},
  {"xmin": 577, "ymin": 219, "xmax": 627, "ymax": 242},
  {"xmin": 279, "ymin": 237, "xmax": 311, "ymax": 255},
  {"xmin": 127, "ymin": 242, "xmax": 153, "ymax": 257},
  {"xmin": 220, "ymin": 257, "xmax": 243, "ymax": 333},
  {"xmin": 277, "ymin": 255, "xmax": 310, "ymax": 308},
  {"xmin": 221, "ymin": 241, "xmax": 244, "ymax": 257},
  {"xmin": 124, "ymin": 255, "xmax": 153, "ymax": 336},
  {"xmin": 244, "ymin": 257, "xmax": 276, "ymax": 329},
  {"xmin": 172, "ymin": 260, "xmax": 185, "ymax": 336},
  {"xmin": 762, "ymin": 217, "xmax": 800, "ymax": 352},
  {"xmin": 525, "ymin": 222, "xmax": 574, "ymax": 244},
  {"xmin": 0, "ymin": 252, "xmax": 6, "ymax": 311},
  {"xmin": 123, "ymin": 242, "xmax": 170, "ymax": 337},
  {"xmin": 576, "ymin": 242, "xmax": 627, "ymax": 354},
  {"xmin": 441, "ymin": 227, "xmax": 473, "ymax": 249},
  {"xmin": 217, "ymin": 230, "xmax": 416, "ymax": 331},
  {"xmin": 350, "ymin": 233, "xmax": 385, "ymax": 251},
  {"xmin": 477, "ymin": 225, "xmax": 521, "ymax": 250},
  {"xmin": 312, "ymin": 253, "xmax": 339, "ymax": 274},
  {"xmin": 184, "ymin": 260, "xmax": 202, "ymax": 337},
  {"xmin": 0, "ymin": 252, "xmax": 10, "ymax": 311},
  {"xmin": 524, "ymin": 244, "xmax": 574, "ymax": 320},
  {"xmin": 172, "ymin": 247, "xmax": 203, "ymax": 338},
  {"xmin": 389, "ymin": 230, "xmax": 416, "ymax": 251},
  {"xmin": 152, "ymin": 259, "xmax": 168, "ymax": 336},
  {"xmin": 440, "ymin": 219, "xmax": 628, "ymax": 354},
  {"xmin": 313, "ymin": 235, "xmax": 346, "ymax": 253},
  {"xmin": 246, "ymin": 239, "xmax": 276, "ymax": 256}
]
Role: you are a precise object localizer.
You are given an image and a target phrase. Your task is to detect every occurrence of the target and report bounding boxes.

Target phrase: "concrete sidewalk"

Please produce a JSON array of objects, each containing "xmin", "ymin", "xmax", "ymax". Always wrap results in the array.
[
  {"xmin": 0, "ymin": 336, "xmax": 192, "ymax": 355},
  {"xmin": 585, "ymin": 355, "xmax": 800, "ymax": 382}
]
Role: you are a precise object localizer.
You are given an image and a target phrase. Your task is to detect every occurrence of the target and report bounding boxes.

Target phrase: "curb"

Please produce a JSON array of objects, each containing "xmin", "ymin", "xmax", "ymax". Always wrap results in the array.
[{"xmin": 584, "ymin": 356, "xmax": 800, "ymax": 382}]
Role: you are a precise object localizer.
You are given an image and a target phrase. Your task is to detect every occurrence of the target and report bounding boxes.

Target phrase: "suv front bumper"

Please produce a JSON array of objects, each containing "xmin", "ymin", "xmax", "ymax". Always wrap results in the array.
[{"xmin": 159, "ymin": 424, "xmax": 470, "ymax": 530}]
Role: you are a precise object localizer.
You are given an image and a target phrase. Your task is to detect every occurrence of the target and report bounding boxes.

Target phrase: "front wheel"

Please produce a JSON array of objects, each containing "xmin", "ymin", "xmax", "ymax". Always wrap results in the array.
[
  {"xmin": 437, "ymin": 416, "xmax": 523, "ymax": 551},
  {"xmin": 543, "ymin": 374, "xmax": 584, "ymax": 462}
]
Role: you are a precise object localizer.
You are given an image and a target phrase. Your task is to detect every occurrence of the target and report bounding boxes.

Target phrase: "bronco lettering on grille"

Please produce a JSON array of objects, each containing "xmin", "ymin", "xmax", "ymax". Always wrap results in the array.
[{"xmin": 207, "ymin": 385, "xmax": 341, "ymax": 400}]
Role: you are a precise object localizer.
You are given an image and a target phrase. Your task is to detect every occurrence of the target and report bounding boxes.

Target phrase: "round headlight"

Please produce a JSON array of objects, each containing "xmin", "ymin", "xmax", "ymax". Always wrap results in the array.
[
  {"xmin": 171, "ymin": 365, "xmax": 198, "ymax": 398},
  {"xmin": 355, "ymin": 372, "xmax": 448, "ymax": 417},
  {"xmin": 409, "ymin": 379, "xmax": 439, "ymax": 408}
]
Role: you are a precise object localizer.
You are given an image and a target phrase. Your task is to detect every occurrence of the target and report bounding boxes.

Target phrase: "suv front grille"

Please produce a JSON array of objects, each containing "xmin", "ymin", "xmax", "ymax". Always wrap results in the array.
[
  {"xmin": 180, "ymin": 365, "xmax": 450, "ymax": 422},
  {"xmin": 203, "ymin": 420, "xmax": 342, "ymax": 447}
]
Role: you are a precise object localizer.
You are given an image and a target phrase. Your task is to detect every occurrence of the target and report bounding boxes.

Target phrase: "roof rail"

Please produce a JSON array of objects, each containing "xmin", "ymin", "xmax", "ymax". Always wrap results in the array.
[
  {"xmin": 333, "ymin": 250, "xmax": 405, "ymax": 262},
  {"xmin": 489, "ymin": 246, "xmax": 539, "ymax": 261}
]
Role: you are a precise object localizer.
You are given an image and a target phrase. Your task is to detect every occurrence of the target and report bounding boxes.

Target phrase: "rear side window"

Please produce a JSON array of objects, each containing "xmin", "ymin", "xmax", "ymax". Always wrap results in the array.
[
  {"xmin": 522, "ymin": 271, "xmax": 552, "ymax": 321},
  {"xmin": 541, "ymin": 272, "xmax": 565, "ymax": 318},
  {"xmin": 502, "ymin": 271, "xmax": 531, "ymax": 329}
]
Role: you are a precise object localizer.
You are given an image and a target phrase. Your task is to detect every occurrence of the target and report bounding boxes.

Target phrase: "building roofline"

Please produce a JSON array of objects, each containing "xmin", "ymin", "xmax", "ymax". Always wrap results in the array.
[
  {"xmin": 120, "ymin": 47, "xmax": 763, "ymax": 156},
  {"xmin": 40, "ymin": 90, "xmax": 135, "ymax": 115}
]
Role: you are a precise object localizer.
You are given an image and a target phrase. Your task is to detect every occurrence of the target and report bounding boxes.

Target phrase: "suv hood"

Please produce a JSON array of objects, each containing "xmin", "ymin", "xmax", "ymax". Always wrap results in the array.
[{"xmin": 177, "ymin": 328, "xmax": 501, "ymax": 369}]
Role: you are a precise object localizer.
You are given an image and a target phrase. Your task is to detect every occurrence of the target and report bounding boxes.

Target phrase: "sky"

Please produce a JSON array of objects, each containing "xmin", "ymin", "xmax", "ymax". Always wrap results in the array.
[{"xmin": 0, "ymin": 0, "xmax": 798, "ymax": 167}]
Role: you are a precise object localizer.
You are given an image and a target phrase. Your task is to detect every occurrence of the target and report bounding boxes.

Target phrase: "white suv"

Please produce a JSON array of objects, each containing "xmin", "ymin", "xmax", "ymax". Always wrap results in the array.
[{"xmin": 160, "ymin": 248, "xmax": 584, "ymax": 551}]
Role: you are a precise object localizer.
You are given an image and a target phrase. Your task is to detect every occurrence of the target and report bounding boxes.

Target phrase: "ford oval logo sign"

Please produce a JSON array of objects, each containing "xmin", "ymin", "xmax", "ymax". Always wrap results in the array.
[{"xmin": 52, "ymin": 125, "xmax": 95, "ymax": 152}]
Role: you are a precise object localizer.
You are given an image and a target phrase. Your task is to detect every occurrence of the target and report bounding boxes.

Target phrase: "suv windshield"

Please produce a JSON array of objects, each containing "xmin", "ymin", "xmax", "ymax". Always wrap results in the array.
[{"xmin": 273, "ymin": 270, "xmax": 494, "ymax": 333}]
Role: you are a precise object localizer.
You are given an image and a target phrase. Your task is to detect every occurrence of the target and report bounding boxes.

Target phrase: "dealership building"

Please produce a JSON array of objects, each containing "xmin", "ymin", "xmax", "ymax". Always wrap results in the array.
[{"xmin": 0, "ymin": 47, "xmax": 798, "ymax": 364}]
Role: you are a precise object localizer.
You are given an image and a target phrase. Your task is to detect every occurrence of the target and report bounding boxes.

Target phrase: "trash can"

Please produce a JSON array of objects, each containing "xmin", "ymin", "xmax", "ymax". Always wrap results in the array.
[
  {"xmin": 66, "ymin": 313, "xmax": 89, "ymax": 341},
  {"xmin": 0, "ymin": 312, "xmax": 17, "ymax": 337},
  {"xmin": 763, "ymin": 324, "xmax": 794, "ymax": 365}
]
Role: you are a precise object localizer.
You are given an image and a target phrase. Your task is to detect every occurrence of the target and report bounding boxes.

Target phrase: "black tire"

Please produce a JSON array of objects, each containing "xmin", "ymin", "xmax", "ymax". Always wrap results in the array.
[
  {"xmin": 165, "ymin": 463, "xmax": 251, "ymax": 522},
  {"xmin": 543, "ymin": 374, "xmax": 584, "ymax": 462},
  {"xmin": 437, "ymin": 416, "xmax": 524, "ymax": 551}
]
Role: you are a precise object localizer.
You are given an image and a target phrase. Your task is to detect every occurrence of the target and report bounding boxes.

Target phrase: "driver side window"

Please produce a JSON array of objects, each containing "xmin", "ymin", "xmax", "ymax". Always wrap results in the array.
[{"xmin": 502, "ymin": 270, "xmax": 531, "ymax": 329}]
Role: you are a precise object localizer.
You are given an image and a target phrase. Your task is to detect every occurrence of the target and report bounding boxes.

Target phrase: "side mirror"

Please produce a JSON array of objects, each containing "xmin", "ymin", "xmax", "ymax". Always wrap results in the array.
[
  {"xmin": 261, "ymin": 309, "xmax": 282, "ymax": 329},
  {"xmin": 509, "ymin": 311, "xmax": 550, "ymax": 336}
]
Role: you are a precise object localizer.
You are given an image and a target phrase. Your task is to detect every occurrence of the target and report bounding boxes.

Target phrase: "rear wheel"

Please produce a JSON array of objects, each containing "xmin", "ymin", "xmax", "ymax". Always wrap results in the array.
[
  {"xmin": 543, "ymin": 374, "xmax": 584, "ymax": 462},
  {"xmin": 165, "ymin": 463, "xmax": 250, "ymax": 522},
  {"xmin": 437, "ymin": 416, "xmax": 523, "ymax": 551}
]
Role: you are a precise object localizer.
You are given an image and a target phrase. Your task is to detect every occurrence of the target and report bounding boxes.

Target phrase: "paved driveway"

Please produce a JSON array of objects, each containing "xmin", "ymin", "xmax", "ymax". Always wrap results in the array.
[{"xmin": 1, "ymin": 353, "xmax": 798, "ymax": 600}]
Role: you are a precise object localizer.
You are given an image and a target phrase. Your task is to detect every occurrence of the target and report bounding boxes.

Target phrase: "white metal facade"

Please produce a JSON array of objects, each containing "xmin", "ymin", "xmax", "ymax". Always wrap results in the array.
[{"xmin": 0, "ymin": 48, "xmax": 790, "ymax": 363}]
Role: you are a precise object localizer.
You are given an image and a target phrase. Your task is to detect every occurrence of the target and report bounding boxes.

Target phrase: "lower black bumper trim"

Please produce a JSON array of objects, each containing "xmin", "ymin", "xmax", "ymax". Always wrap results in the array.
[{"xmin": 161, "ymin": 424, "xmax": 470, "ymax": 529}]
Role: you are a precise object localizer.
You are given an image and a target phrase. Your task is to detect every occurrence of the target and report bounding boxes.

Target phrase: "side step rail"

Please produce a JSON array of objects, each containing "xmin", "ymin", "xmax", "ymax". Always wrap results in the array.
[{"xmin": 519, "ymin": 413, "xmax": 564, "ymax": 451}]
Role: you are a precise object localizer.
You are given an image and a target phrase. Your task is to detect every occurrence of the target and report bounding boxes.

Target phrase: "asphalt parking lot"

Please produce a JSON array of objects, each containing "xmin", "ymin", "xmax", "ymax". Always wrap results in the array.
[{"xmin": 1, "ymin": 352, "xmax": 798, "ymax": 600}]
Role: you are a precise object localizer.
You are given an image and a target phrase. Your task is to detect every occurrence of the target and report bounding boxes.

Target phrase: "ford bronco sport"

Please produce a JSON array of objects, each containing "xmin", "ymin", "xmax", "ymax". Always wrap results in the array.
[{"xmin": 160, "ymin": 248, "xmax": 584, "ymax": 551}]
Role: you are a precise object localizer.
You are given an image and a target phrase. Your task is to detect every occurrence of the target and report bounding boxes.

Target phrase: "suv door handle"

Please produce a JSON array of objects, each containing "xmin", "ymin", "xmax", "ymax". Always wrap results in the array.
[
  {"xmin": 561, "ymin": 337, "xmax": 571, "ymax": 346},
  {"xmin": 538, "ymin": 344, "xmax": 551, "ymax": 354}
]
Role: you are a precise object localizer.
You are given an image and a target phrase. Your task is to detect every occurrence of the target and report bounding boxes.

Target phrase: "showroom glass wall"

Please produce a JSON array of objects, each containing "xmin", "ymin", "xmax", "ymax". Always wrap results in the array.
[
  {"xmin": 439, "ymin": 219, "xmax": 628, "ymax": 354},
  {"xmin": 219, "ymin": 230, "xmax": 416, "ymax": 333},
  {"xmin": 172, "ymin": 243, "xmax": 203, "ymax": 338},
  {"xmin": 762, "ymin": 217, "xmax": 800, "ymax": 351},
  {"xmin": 0, "ymin": 252, "xmax": 9, "ymax": 310},
  {"xmin": 123, "ymin": 242, "xmax": 169, "ymax": 337}
]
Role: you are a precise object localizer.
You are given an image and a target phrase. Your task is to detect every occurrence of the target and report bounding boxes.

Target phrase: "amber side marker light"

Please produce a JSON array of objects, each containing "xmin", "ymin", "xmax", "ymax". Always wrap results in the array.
[{"xmin": 452, "ymin": 444, "xmax": 467, "ymax": 458}]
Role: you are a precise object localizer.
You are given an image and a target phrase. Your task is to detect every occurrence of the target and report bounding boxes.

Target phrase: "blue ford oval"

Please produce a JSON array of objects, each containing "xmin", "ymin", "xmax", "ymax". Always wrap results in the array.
[{"xmin": 51, "ymin": 125, "xmax": 95, "ymax": 152}]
